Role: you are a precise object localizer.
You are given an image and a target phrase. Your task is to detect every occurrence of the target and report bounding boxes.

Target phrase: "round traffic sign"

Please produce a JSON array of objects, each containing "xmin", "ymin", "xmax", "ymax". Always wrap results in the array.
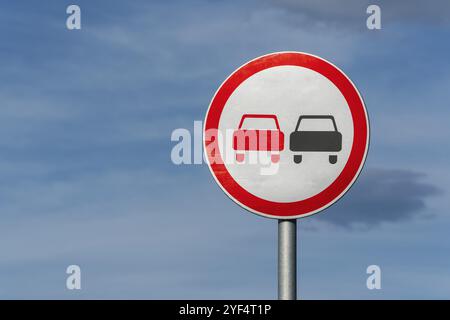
[{"xmin": 204, "ymin": 52, "xmax": 369, "ymax": 219}]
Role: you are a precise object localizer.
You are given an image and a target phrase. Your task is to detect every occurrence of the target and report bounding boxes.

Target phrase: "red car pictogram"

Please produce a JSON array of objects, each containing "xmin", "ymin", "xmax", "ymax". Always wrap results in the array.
[{"xmin": 233, "ymin": 114, "xmax": 285, "ymax": 163}]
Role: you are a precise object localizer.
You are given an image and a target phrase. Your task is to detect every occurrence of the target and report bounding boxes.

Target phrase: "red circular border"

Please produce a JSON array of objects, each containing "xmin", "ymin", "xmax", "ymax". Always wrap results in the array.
[{"xmin": 204, "ymin": 52, "xmax": 369, "ymax": 218}]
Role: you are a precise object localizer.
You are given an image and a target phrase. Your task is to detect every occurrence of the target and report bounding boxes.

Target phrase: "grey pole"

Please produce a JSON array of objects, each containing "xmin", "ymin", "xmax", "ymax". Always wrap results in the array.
[{"xmin": 278, "ymin": 219, "xmax": 297, "ymax": 300}]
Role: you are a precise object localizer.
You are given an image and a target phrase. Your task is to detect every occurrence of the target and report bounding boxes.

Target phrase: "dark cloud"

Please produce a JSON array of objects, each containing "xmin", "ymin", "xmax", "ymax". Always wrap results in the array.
[
  {"xmin": 268, "ymin": 0, "xmax": 450, "ymax": 27},
  {"xmin": 318, "ymin": 168, "xmax": 442, "ymax": 228}
]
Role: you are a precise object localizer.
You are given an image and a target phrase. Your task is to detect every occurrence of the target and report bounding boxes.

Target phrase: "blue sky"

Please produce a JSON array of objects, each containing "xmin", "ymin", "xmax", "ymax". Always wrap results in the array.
[{"xmin": 0, "ymin": 0, "xmax": 449, "ymax": 299}]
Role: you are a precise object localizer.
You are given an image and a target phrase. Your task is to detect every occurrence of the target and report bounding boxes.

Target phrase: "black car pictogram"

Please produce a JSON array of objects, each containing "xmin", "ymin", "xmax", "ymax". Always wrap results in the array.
[{"xmin": 289, "ymin": 115, "xmax": 342, "ymax": 164}]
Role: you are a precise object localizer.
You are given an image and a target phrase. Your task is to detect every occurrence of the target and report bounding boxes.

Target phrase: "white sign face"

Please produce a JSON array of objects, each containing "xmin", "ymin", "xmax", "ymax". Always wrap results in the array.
[
  {"xmin": 218, "ymin": 66, "xmax": 354, "ymax": 202},
  {"xmin": 204, "ymin": 52, "xmax": 369, "ymax": 219}
]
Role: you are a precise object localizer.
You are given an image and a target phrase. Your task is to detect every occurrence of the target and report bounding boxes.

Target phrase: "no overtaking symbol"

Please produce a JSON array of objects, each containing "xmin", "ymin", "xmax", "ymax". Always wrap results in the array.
[{"xmin": 203, "ymin": 52, "xmax": 369, "ymax": 299}]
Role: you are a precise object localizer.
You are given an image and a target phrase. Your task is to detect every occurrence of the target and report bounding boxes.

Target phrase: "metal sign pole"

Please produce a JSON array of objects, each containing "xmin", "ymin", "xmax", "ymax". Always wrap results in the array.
[{"xmin": 278, "ymin": 219, "xmax": 297, "ymax": 300}]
